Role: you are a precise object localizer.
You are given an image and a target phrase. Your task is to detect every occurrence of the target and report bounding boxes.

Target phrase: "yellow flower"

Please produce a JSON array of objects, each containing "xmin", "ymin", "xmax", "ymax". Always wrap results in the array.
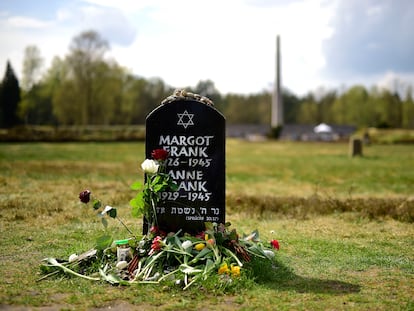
[
  {"xmin": 194, "ymin": 243, "xmax": 205, "ymax": 251},
  {"xmin": 218, "ymin": 263, "xmax": 230, "ymax": 275},
  {"xmin": 230, "ymin": 264, "xmax": 241, "ymax": 277}
]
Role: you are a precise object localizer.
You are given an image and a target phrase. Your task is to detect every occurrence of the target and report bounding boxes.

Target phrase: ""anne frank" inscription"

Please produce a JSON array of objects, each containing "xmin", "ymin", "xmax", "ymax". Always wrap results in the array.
[{"xmin": 145, "ymin": 99, "xmax": 225, "ymax": 233}]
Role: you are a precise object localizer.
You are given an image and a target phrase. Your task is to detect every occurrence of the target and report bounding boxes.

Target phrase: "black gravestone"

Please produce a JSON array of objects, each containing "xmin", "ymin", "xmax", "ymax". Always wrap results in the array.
[{"xmin": 146, "ymin": 98, "xmax": 225, "ymax": 234}]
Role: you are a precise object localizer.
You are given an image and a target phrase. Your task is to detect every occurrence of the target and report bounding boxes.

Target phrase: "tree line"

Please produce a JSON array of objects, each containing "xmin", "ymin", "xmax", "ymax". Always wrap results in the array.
[{"xmin": 1, "ymin": 30, "xmax": 413, "ymax": 129}]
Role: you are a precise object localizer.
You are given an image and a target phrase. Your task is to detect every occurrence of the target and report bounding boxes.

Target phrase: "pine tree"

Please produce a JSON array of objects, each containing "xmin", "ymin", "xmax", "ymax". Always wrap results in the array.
[{"xmin": 0, "ymin": 61, "xmax": 21, "ymax": 128}]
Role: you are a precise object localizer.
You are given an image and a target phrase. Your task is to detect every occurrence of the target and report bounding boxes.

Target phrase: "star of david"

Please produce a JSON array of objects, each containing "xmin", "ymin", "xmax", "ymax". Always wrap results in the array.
[{"xmin": 177, "ymin": 110, "xmax": 194, "ymax": 129}]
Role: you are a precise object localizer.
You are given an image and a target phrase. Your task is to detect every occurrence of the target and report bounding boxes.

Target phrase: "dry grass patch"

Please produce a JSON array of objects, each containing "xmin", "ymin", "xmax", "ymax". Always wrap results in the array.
[{"xmin": 227, "ymin": 193, "xmax": 414, "ymax": 222}]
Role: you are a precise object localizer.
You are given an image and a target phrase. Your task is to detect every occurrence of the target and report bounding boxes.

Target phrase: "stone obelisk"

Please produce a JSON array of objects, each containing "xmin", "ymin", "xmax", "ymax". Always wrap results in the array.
[{"xmin": 271, "ymin": 35, "xmax": 283, "ymax": 128}]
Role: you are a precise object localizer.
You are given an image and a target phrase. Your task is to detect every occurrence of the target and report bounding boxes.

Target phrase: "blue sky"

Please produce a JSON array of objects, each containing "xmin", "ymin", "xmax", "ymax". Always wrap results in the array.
[{"xmin": 1, "ymin": 0, "xmax": 413, "ymax": 96}]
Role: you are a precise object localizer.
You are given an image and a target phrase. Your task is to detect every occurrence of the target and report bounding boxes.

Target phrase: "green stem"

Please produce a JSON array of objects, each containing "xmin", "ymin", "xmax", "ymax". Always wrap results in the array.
[
  {"xmin": 157, "ymin": 268, "xmax": 180, "ymax": 283},
  {"xmin": 116, "ymin": 216, "xmax": 135, "ymax": 238},
  {"xmin": 43, "ymin": 258, "xmax": 100, "ymax": 281},
  {"xmin": 151, "ymin": 197, "xmax": 158, "ymax": 228},
  {"xmin": 36, "ymin": 269, "xmax": 60, "ymax": 282},
  {"xmin": 222, "ymin": 247, "xmax": 243, "ymax": 267},
  {"xmin": 132, "ymin": 251, "xmax": 164, "ymax": 281}
]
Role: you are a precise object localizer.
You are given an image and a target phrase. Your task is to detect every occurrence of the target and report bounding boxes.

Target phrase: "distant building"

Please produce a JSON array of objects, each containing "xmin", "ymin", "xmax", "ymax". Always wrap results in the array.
[
  {"xmin": 279, "ymin": 123, "xmax": 356, "ymax": 141},
  {"xmin": 226, "ymin": 123, "xmax": 356, "ymax": 141},
  {"xmin": 226, "ymin": 124, "xmax": 270, "ymax": 138}
]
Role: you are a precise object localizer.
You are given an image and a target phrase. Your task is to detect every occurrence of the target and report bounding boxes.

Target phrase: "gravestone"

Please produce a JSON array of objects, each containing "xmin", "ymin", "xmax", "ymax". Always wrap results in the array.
[
  {"xmin": 349, "ymin": 137, "xmax": 363, "ymax": 157},
  {"xmin": 145, "ymin": 91, "xmax": 226, "ymax": 234}
]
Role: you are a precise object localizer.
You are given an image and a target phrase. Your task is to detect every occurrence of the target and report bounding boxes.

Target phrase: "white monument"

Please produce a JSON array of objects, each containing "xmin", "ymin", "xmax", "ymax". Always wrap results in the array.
[{"xmin": 271, "ymin": 35, "xmax": 283, "ymax": 128}]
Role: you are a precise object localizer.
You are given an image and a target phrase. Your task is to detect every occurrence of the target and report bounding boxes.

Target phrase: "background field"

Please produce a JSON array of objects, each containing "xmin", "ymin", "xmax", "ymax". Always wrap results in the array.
[{"xmin": 0, "ymin": 141, "xmax": 413, "ymax": 310}]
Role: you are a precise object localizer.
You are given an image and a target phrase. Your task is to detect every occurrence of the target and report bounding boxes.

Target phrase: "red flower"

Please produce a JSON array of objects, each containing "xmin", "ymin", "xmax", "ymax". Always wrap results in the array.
[
  {"xmin": 151, "ymin": 149, "xmax": 169, "ymax": 161},
  {"xmin": 79, "ymin": 190, "xmax": 91, "ymax": 204},
  {"xmin": 149, "ymin": 226, "xmax": 167, "ymax": 237},
  {"xmin": 270, "ymin": 239, "xmax": 280, "ymax": 250},
  {"xmin": 195, "ymin": 231, "xmax": 205, "ymax": 239},
  {"xmin": 149, "ymin": 236, "xmax": 163, "ymax": 255}
]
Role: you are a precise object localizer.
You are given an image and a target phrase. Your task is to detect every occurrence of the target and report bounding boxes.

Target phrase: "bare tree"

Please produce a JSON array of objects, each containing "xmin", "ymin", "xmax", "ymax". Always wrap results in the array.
[
  {"xmin": 21, "ymin": 45, "xmax": 43, "ymax": 91},
  {"xmin": 64, "ymin": 30, "xmax": 110, "ymax": 125}
]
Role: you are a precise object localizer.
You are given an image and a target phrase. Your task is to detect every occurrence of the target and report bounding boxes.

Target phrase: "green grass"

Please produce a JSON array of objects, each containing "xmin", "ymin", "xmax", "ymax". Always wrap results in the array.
[
  {"xmin": 226, "ymin": 140, "xmax": 414, "ymax": 197},
  {"xmin": 0, "ymin": 140, "xmax": 413, "ymax": 310}
]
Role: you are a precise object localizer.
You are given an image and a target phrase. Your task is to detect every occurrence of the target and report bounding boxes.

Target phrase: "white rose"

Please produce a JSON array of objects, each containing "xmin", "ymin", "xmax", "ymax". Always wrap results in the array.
[
  {"xmin": 181, "ymin": 240, "xmax": 192, "ymax": 250},
  {"xmin": 263, "ymin": 250, "xmax": 275, "ymax": 258},
  {"xmin": 141, "ymin": 159, "xmax": 159, "ymax": 174},
  {"xmin": 68, "ymin": 253, "xmax": 78, "ymax": 263}
]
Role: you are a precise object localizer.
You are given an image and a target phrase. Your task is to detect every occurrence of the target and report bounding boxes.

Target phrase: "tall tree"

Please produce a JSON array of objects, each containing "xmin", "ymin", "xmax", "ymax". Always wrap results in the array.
[
  {"xmin": 193, "ymin": 80, "xmax": 222, "ymax": 105},
  {"xmin": 375, "ymin": 89, "xmax": 402, "ymax": 128},
  {"xmin": 316, "ymin": 89, "xmax": 337, "ymax": 124},
  {"xmin": 297, "ymin": 93, "xmax": 318, "ymax": 124},
  {"xmin": 19, "ymin": 45, "xmax": 44, "ymax": 124},
  {"xmin": 0, "ymin": 61, "xmax": 21, "ymax": 128},
  {"xmin": 283, "ymin": 89, "xmax": 301, "ymax": 124},
  {"xmin": 21, "ymin": 45, "xmax": 43, "ymax": 91},
  {"xmin": 402, "ymin": 86, "xmax": 414, "ymax": 128},
  {"xmin": 330, "ymin": 85, "xmax": 369, "ymax": 126},
  {"xmin": 54, "ymin": 30, "xmax": 110, "ymax": 125}
]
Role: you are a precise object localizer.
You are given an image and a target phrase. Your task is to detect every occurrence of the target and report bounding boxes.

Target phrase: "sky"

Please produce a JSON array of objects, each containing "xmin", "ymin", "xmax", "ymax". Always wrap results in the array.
[{"xmin": 1, "ymin": 0, "xmax": 414, "ymax": 97}]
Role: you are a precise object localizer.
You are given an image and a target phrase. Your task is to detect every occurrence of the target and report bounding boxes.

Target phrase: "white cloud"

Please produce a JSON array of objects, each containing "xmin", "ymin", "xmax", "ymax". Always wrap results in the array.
[
  {"xmin": 1, "ymin": 0, "xmax": 412, "ymax": 97},
  {"xmin": 6, "ymin": 15, "xmax": 52, "ymax": 28},
  {"xmin": 54, "ymin": 4, "xmax": 137, "ymax": 46},
  {"xmin": 106, "ymin": 0, "xmax": 337, "ymax": 95},
  {"xmin": 82, "ymin": 0, "xmax": 153, "ymax": 12},
  {"xmin": 0, "ymin": 0, "xmax": 336, "ymax": 94}
]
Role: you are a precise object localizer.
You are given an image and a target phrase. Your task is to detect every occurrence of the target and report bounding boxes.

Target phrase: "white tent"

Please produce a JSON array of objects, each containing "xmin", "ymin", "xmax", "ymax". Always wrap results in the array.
[{"xmin": 314, "ymin": 123, "xmax": 332, "ymax": 133}]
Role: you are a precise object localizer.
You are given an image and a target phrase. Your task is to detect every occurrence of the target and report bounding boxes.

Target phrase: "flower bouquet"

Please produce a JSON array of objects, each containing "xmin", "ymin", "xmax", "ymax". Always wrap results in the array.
[{"xmin": 40, "ymin": 150, "xmax": 281, "ymax": 290}]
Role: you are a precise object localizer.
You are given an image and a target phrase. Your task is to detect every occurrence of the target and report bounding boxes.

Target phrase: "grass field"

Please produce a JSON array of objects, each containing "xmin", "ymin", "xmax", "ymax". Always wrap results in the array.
[{"xmin": 0, "ymin": 140, "xmax": 413, "ymax": 310}]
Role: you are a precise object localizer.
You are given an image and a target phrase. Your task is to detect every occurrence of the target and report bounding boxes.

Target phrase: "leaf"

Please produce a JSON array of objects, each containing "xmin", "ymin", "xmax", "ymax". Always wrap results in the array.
[
  {"xmin": 151, "ymin": 175, "xmax": 162, "ymax": 186},
  {"xmin": 93, "ymin": 199, "xmax": 101, "ymax": 210},
  {"xmin": 99, "ymin": 269, "xmax": 129, "ymax": 285},
  {"xmin": 131, "ymin": 204, "xmax": 142, "ymax": 218},
  {"xmin": 251, "ymin": 229, "xmax": 260, "ymax": 241},
  {"xmin": 222, "ymin": 247, "xmax": 243, "ymax": 267},
  {"xmin": 130, "ymin": 181, "xmax": 143, "ymax": 191},
  {"xmin": 246, "ymin": 244, "xmax": 267, "ymax": 259},
  {"xmin": 203, "ymin": 258, "xmax": 215, "ymax": 277},
  {"xmin": 170, "ymin": 235, "xmax": 181, "ymax": 248},
  {"xmin": 96, "ymin": 235, "xmax": 113, "ymax": 251},
  {"xmin": 153, "ymin": 183, "xmax": 166, "ymax": 192},
  {"xmin": 129, "ymin": 198, "xmax": 138, "ymax": 208},
  {"xmin": 243, "ymin": 230, "xmax": 260, "ymax": 242},
  {"xmin": 134, "ymin": 192, "xmax": 145, "ymax": 207},
  {"xmin": 204, "ymin": 222, "xmax": 214, "ymax": 231},
  {"xmin": 180, "ymin": 264, "xmax": 203, "ymax": 275},
  {"xmin": 108, "ymin": 208, "xmax": 117, "ymax": 219},
  {"xmin": 169, "ymin": 182, "xmax": 179, "ymax": 191},
  {"xmin": 101, "ymin": 217, "xmax": 108, "ymax": 229},
  {"xmin": 130, "ymin": 193, "xmax": 145, "ymax": 217},
  {"xmin": 228, "ymin": 229, "xmax": 238, "ymax": 241},
  {"xmin": 130, "ymin": 196, "xmax": 145, "ymax": 217},
  {"xmin": 190, "ymin": 247, "xmax": 212, "ymax": 264},
  {"xmin": 76, "ymin": 249, "xmax": 97, "ymax": 261}
]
